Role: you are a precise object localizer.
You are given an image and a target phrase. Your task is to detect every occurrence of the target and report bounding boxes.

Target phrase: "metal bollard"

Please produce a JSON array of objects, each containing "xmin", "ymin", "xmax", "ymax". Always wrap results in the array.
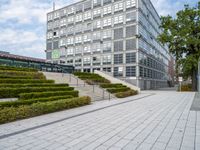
[
  {"xmin": 102, "ymin": 89, "xmax": 105, "ymax": 100},
  {"xmin": 93, "ymin": 84, "xmax": 94, "ymax": 92},
  {"xmin": 77, "ymin": 78, "xmax": 78, "ymax": 86},
  {"xmin": 69, "ymin": 74, "xmax": 71, "ymax": 82},
  {"xmin": 109, "ymin": 93, "xmax": 110, "ymax": 101}
]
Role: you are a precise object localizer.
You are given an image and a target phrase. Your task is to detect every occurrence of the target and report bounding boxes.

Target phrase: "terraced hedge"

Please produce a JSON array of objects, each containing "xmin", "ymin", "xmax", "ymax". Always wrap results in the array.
[
  {"xmin": 0, "ymin": 96, "xmax": 91, "ymax": 124},
  {"xmin": 0, "ymin": 65, "xmax": 37, "ymax": 72},
  {"xmin": 0, "ymin": 83, "xmax": 68, "ymax": 88},
  {"xmin": 0, "ymin": 79, "xmax": 54, "ymax": 84}
]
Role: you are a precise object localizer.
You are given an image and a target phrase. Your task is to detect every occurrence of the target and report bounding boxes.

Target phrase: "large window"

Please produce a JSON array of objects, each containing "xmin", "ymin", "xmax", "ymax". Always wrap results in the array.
[
  {"xmin": 93, "ymin": 31, "xmax": 101, "ymax": 40},
  {"xmin": 83, "ymin": 34, "xmax": 91, "ymax": 42},
  {"xmin": 76, "ymin": 4, "xmax": 83, "ymax": 12},
  {"xmin": 83, "ymin": 45, "xmax": 91, "ymax": 53},
  {"xmin": 126, "ymin": 0, "xmax": 136, "ymax": 9},
  {"xmin": 47, "ymin": 32, "xmax": 53, "ymax": 39},
  {"xmin": 93, "ymin": 43, "xmax": 101, "ymax": 53},
  {"xmin": 114, "ymin": 15, "xmax": 123, "ymax": 24},
  {"xmin": 47, "ymin": 42, "xmax": 52, "ymax": 50},
  {"xmin": 67, "ymin": 37, "xmax": 74, "ymax": 45},
  {"xmin": 93, "ymin": 0, "xmax": 101, "ymax": 7},
  {"xmin": 103, "ymin": 17, "xmax": 112, "ymax": 27},
  {"xmin": 126, "ymin": 39, "xmax": 136, "ymax": 50},
  {"xmin": 114, "ymin": 67, "xmax": 123, "ymax": 77},
  {"xmin": 126, "ymin": 66, "xmax": 136, "ymax": 77},
  {"xmin": 84, "ymin": 22, "xmax": 92, "ymax": 31},
  {"xmin": 93, "ymin": 8, "xmax": 101, "ymax": 18},
  {"xmin": 59, "ymin": 38, "xmax": 66, "ymax": 46},
  {"xmin": 103, "ymin": 55, "xmax": 112, "ymax": 64},
  {"xmin": 114, "ymin": 28, "xmax": 123, "ymax": 40},
  {"xmin": 93, "ymin": 20, "xmax": 101, "ymax": 29},
  {"xmin": 84, "ymin": 11, "xmax": 92, "ymax": 20},
  {"xmin": 126, "ymin": 53, "xmax": 136, "ymax": 63},
  {"xmin": 66, "ymin": 47, "xmax": 74, "ymax": 55},
  {"xmin": 68, "ymin": 16, "xmax": 74, "ymax": 24},
  {"xmin": 114, "ymin": 54, "xmax": 123, "ymax": 64},
  {"xmin": 103, "ymin": 30, "xmax": 112, "ymax": 39},
  {"xmin": 75, "ymin": 24, "xmax": 82, "ymax": 33},
  {"xmin": 68, "ymin": 7, "xmax": 75, "ymax": 14},
  {"xmin": 126, "ymin": 11, "xmax": 136, "ymax": 22},
  {"xmin": 67, "ymin": 26, "xmax": 74, "ymax": 35},
  {"xmin": 83, "ymin": 57, "xmax": 91, "ymax": 65},
  {"xmin": 114, "ymin": 41, "xmax": 123, "ymax": 51},
  {"xmin": 103, "ymin": 0, "xmax": 112, "ymax": 5},
  {"xmin": 76, "ymin": 14, "xmax": 83, "ymax": 22},
  {"xmin": 84, "ymin": 0, "xmax": 91, "ymax": 10},
  {"xmin": 53, "ymin": 41, "xmax": 59, "ymax": 49},
  {"xmin": 103, "ymin": 41, "xmax": 112, "ymax": 52},
  {"xmin": 114, "ymin": 2, "xmax": 123, "ymax": 12},
  {"xmin": 75, "ymin": 46, "xmax": 82, "ymax": 54},
  {"xmin": 103, "ymin": 5, "xmax": 112, "ymax": 15},
  {"xmin": 60, "ymin": 18, "xmax": 66, "ymax": 26},
  {"xmin": 75, "ymin": 35, "xmax": 82, "ymax": 44},
  {"xmin": 126, "ymin": 25, "xmax": 136, "ymax": 37}
]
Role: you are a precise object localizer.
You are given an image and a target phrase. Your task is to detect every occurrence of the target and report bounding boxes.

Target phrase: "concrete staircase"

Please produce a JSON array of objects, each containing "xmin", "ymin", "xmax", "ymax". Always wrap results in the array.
[{"xmin": 42, "ymin": 72, "xmax": 115, "ymax": 101}]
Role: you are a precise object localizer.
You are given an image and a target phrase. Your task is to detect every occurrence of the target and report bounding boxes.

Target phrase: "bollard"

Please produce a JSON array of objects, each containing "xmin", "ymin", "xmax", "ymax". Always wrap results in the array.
[
  {"xmin": 93, "ymin": 84, "xmax": 94, "ymax": 92},
  {"xmin": 109, "ymin": 93, "xmax": 110, "ymax": 101},
  {"xmin": 103, "ymin": 89, "xmax": 105, "ymax": 100},
  {"xmin": 69, "ymin": 74, "xmax": 71, "ymax": 82},
  {"xmin": 77, "ymin": 78, "xmax": 78, "ymax": 86}
]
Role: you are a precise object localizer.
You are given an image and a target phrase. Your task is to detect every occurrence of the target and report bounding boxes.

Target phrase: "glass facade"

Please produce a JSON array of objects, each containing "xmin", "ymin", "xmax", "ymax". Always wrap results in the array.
[{"xmin": 46, "ymin": 0, "xmax": 171, "ymax": 89}]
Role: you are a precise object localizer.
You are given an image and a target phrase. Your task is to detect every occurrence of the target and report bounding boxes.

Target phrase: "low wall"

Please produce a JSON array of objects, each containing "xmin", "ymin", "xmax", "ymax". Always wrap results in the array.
[{"xmin": 94, "ymin": 70, "xmax": 141, "ymax": 92}]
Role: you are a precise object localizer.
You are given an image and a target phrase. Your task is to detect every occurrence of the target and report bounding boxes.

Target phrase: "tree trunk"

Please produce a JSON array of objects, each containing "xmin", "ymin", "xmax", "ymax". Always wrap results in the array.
[{"xmin": 192, "ymin": 69, "xmax": 198, "ymax": 91}]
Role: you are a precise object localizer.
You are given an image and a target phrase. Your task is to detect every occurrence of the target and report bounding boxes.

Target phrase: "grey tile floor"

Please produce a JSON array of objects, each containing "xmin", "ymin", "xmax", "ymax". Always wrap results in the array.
[{"xmin": 0, "ymin": 91, "xmax": 199, "ymax": 150}]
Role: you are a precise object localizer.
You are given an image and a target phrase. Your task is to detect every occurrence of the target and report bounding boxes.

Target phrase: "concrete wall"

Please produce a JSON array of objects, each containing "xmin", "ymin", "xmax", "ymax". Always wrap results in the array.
[{"xmin": 94, "ymin": 70, "xmax": 141, "ymax": 92}]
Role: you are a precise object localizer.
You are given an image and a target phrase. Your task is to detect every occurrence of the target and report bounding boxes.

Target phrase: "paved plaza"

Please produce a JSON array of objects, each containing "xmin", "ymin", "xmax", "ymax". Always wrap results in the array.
[{"xmin": 0, "ymin": 91, "xmax": 199, "ymax": 150}]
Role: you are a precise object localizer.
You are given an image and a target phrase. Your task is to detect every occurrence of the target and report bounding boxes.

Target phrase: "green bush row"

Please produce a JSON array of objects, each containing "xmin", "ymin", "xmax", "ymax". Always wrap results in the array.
[
  {"xmin": 0, "ymin": 96, "xmax": 91, "ymax": 124},
  {"xmin": 100, "ymin": 83, "xmax": 126, "ymax": 88},
  {"xmin": 0, "ymin": 70, "xmax": 44, "ymax": 77},
  {"xmin": 115, "ymin": 90, "xmax": 138, "ymax": 98},
  {"xmin": 19, "ymin": 90, "xmax": 79, "ymax": 100},
  {"xmin": 178, "ymin": 84, "xmax": 192, "ymax": 91},
  {"xmin": 107, "ymin": 87, "xmax": 131, "ymax": 93},
  {"xmin": 0, "ymin": 83, "xmax": 68, "ymax": 88},
  {"xmin": 0, "ymin": 65, "xmax": 37, "ymax": 72},
  {"xmin": 0, "ymin": 95, "xmax": 74, "ymax": 108},
  {"xmin": 0, "ymin": 87, "xmax": 74, "ymax": 98},
  {"xmin": 0, "ymin": 75, "xmax": 46, "ymax": 80},
  {"xmin": 0, "ymin": 79, "xmax": 54, "ymax": 84}
]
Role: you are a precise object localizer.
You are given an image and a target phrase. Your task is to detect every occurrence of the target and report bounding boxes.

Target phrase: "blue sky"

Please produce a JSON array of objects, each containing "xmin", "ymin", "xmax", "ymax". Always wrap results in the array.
[{"xmin": 0, "ymin": 0, "xmax": 199, "ymax": 59}]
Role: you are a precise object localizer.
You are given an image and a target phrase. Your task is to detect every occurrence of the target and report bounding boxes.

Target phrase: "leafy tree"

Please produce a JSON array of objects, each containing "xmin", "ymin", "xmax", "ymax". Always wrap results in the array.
[{"xmin": 158, "ymin": 2, "xmax": 200, "ymax": 91}]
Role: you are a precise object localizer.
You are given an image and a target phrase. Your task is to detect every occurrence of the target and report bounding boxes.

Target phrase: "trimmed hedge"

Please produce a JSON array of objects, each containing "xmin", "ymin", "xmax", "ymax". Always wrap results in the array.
[
  {"xmin": 115, "ymin": 90, "xmax": 138, "ymax": 98},
  {"xmin": 0, "ymin": 87, "xmax": 74, "ymax": 98},
  {"xmin": 0, "ymin": 95, "xmax": 74, "ymax": 108},
  {"xmin": 0, "ymin": 96, "xmax": 91, "ymax": 124},
  {"xmin": 0, "ymin": 75, "xmax": 45, "ymax": 80},
  {"xmin": 178, "ymin": 84, "xmax": 192, "ymax": 91},
  {"xmin": 100, "ymin": 83, "xmax": 126, "ymax": 88},
  {"xmin": 0, "ymin": 65, "xmax": 37, "ymax": 72},
  {"xmin": 0, "ymin": 70, "xmax": 44, "ymax": 77},
  {"xmin": 107, "ymin": 87, "xmax": 131, "ymax": 93},
  {"xmin": 0, "ymin": 83, "xmax": 68, "ymax": 88},
  {"xmin": 0, "ymin": 79, "xmax": 54, "ymax": 84},
  {"xmin": 19, "ymin": 90, "xmax": 79, "ymax": 100}
]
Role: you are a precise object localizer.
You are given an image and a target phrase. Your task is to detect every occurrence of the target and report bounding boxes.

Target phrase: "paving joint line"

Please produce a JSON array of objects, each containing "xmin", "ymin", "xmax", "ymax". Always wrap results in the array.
[{"xmin": 0, "ymin": 93, "xmax": 154, "ymax": 140}]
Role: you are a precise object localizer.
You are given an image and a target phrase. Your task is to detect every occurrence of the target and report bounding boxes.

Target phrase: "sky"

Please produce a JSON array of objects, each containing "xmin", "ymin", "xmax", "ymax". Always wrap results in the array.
[{"xmin": 0, "ymin": 0, "xmax": 199, "ymax": 59}]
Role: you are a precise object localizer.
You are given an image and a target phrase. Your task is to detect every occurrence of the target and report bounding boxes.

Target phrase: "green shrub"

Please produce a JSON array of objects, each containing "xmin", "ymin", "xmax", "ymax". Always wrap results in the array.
[
  {"xmin": 0, "ymin": 75, "xmax": 45, "ymax": 80},
  {"xmin": 107, "ymin": 87, "xmax": 131, "ymax": 93},
  {"xmin": 115, "ymin": 90, "xmax": 138, "ymax": 98},
  {"xmin": 0, "ymin": 96, "xmax": 91, "ymax": 124},
  {"xmin": 0, "ymin": 87, "xmax": 74, "ymax": 98},
  {"xmin": 0, "ymin": 83, "xmax": 68, "ymax": 88},
  {"xmin": 19, "ymin": 90, "xmax": 79, "ymax": 100},
  {"xmin": 0, "ymin": 70, "xmax": 44, "ymax": 77},
  {"xmin": 0, "ymin": 95, "xmax": 74, "ymax": 108},
  {"xmin": 178, "ymin": 84, "xmax": 192, "ymax": 91},
  {"xmin": 0, "ymin": 65, "xmax": 37, "ymax": 72},
  {"xmin": 0, "ymin": 79, "xmax": 54, "ymax": 84},
  {"xmin": 100, "ymin": 83, "xmax": 126, "ymax": 88}
]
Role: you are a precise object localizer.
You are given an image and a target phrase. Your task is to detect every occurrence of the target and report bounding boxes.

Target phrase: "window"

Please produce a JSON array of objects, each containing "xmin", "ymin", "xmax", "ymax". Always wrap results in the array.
[
  {"xmin": 67, "ymin": 26, "xmax": 74, "ymax": 35},
  {"xmin": 47, "ymin": 13, "xmax": 53, "ymax": 21},
  {"xmin": 54, "ymin": 20, "xmax": 59, "ymax": 28},
  {"xmin": 103, "ymin": 17, "xmax": 111, "ymax": 27},
  {"xmin": 75, "ymin": 46, "xmax": 82, "ymax": 54},
  {"xmin": 83, "ymin": 57, "xmax": 91, "ymax": 65},
  {"xmin": 103, "ymin": 67, "xmax": 111, "ymax": 72},
  {"xmin": 103, "ymin": 5, "xmax": 112, "ymax": 15},
  {"xmin": 139, "ymin": 66, "xmax": 144, "ymax": 77},
  {"xmin": 126, "ymin": 39, "xmax": 136, "ymax": 50},
  {"xmin": 75, "ymin": 24, "xmax": 82, "ymax": 33},
  {"xmin": 47, "ymin": 42, "xmax": 52, "ymax": 50},
  {"xmin": 126, "ymin": 0, "xmax": 136, "ymax": 8},
  {"xmin": 93, "ymin": 56, "xmax": 101, "ymax": 65},
  {"xmin": 126, "ymin": 53, "xmax": 136, "ymax": 63},
  {"xmin": 126, "ymin": 11, "xmax": 136, "ymax": 22},
  {"xmin": 67, "ymin": 59, "xmax": 73, "ymax": 64},
  {"xmin": 84, "ymin": 22, "xmax": 92, "ymax": 31},
  {"xmin": 47, "ymin": 32, "xmax": 53, "ymax": 39},
  {"xmin": 68, "ymin": 16, "xmax": 74, "ymax": 24},
  {"xmin": 59, "ymin": 38, "xmax": 66, "ymax": 46},
  {"xmin": 76, "ymin": 14, "xmax": 82, "ymax": 22},
  {"xmin": 114, "ymin": 67, "xmax": 123, "ymax": 77},
  {"xmin": 83, "ymin": 34, "xmax": 91, "ymax": 42},
  {"xmin": 93, "ymin": 43, "xmax": 101, "ymax": 52},
  {"xmin": 68, "ymin": 7, "xmax": 75, "ymax": 14},
  {"xmin": 126, "ymin": 66, "xmax": 136, "ymax": 77},
  {"xmin": 114, "ymin": 2, "xmax": 123, "ymax": 12},
  {"xmin": 93, "ymin": 8, "xmax": 101, "ymax": 17},
  {"xmin": 114, "ymin": 54, "xmax": 123, "ymax": 64},
  {"xmin": 46, "ymin": 52, "xmax": 52, "ymax": 59},
  {"xmin": 60, "ymin": 28, "xmax": 66, "ymax": 36},
  {"xmin": 114, "ymin": 41, "xmax": 123, "ymax": 51},
  {"xmin": 67, "ymin": 47, "xmax": 74, "ymax": 55},
  {"xmin": 126, "ymin": 25, "xmax": 136, "ymax": 37},
  {"xmin": 83, "ymin": 45, "xmax": 91, "ymax": 53},
  {"xmin": 103, "ymin": 0, "xmax": 112, "ymax": 5},
  {"xmin": 53, "ymin": 41, "xmax": 59, "ymax": 49},
  {"xmin": 114, "ymin": 28, "xmax": 123, "ymax": 40},
  {"xmin": 67, "ymin": 37, "xmax": 74, "ymax": 45},
  {"xmin": 60, "ymin": 18, "xmax": 66, "ymax": 26},
  {"xmin": 75, "ymin": 35, "xmax": 82, "ymax": 43},
  {"xmin": 53, "ymin": 11, "xmax": 59, "ymax": 19},
  {"xmin": 84, "ymin": 1, "xmax": 91, "ymax": 10},
  {"xmin": 84, "ymin": 11, "xmax": 91, "ymax": 20},
  {"xmin": 103, "ymin": 41, "xmax": 112, "ymax": 52},
  {"xmin": 114, "ymin": 15, "xmax": 123, "ymax": 24},
  {"xmin": 93, "ymin": 0, "xmax": 101, "ymax": 7},
  {"xmin": 103, "ymin": 55, "xmax": 112, "ymax": 64},
  {"xmin": 93, "ymin": 31, "xmax": 101, "ymax": 40},
  {"xmin": 93, "ymin": 20, "xmax": 101, "ymax": 29},
  {"xmin": 47, "ymin": 22, "xmax": 53, "ymax": 30},
  {"xmin": 103, "ymin": 30, "xmax": 112, "ymax": 39}
]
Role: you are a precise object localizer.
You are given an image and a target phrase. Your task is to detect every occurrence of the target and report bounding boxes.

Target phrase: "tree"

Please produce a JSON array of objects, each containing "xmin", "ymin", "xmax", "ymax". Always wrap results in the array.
[{"xmin": 158, "ymin": 2, "xmax": 200, "ymax": 91}]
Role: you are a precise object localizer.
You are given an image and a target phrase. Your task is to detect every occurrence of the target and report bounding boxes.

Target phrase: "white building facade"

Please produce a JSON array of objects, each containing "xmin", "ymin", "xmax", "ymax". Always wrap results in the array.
[{"xmin": 46, "ymin": 0, "xmax": 171, "ymax": 89}]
